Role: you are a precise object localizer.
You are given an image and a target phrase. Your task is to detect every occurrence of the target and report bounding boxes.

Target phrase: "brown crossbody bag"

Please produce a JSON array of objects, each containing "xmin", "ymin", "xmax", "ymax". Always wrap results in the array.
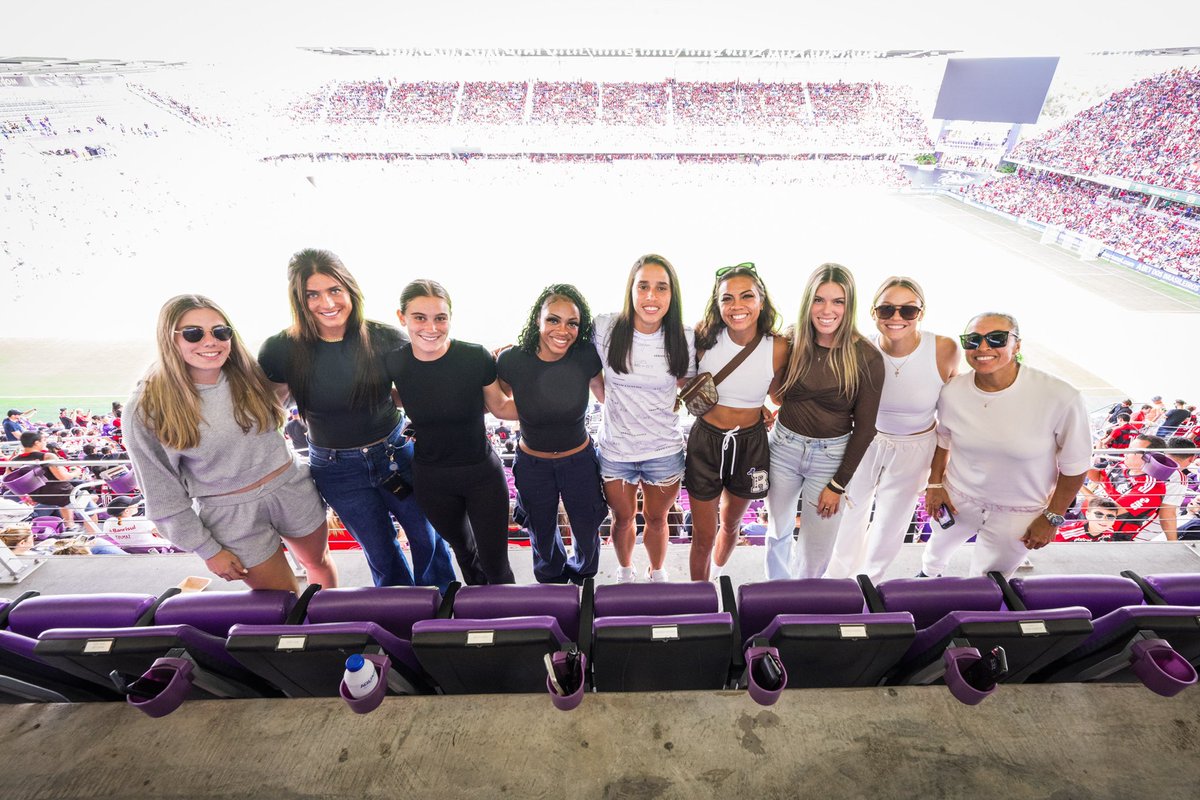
[{"xmin": 676, "ymin": 333, "xmax": 763, "ymax": 417}]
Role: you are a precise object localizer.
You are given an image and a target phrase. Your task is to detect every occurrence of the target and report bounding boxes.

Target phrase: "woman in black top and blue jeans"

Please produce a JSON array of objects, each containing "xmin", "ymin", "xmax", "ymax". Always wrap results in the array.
[
  {"xmin": 386, "ymin": 279, "xmax": 515, "ymax": 585},
  {"xmin": 259, "ymin": 250, "xmax": 455, "ymax": 591},
  {"xmin": 497, "ymin": 284, "xmax": 605, "ymax": 584}
]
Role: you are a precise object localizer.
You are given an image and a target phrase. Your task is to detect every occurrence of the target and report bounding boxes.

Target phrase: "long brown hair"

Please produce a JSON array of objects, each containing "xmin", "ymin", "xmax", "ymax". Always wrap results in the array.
[
  {"xmin": 607, "ymin": 254, "xmax": 690, "ymax": 378},
  {"xmin": 780, "ymin": 263, "xmax": 869, "ymax": 399},
  {"xmin": 284, "ymin": 248, "xmax": 393, "ymax": 415},
  {"xmin": 138, "ymin": 295, "xmax": 283, "ymax": 451}
]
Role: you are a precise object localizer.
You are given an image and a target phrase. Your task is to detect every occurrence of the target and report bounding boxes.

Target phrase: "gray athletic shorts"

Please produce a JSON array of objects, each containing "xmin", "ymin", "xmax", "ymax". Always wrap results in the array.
[{"xmin": 195, "ymin": 458, "xmax": 326, "ymax": 569}]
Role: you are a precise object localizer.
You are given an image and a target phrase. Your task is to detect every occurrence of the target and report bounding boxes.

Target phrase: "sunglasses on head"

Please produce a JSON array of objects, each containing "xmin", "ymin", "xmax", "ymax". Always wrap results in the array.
[
  {"xmin": 874, "ymin": 304, "xmax": 922, "ymax": 321},
  {"xmin": 715, "ymin": 262, "xmax": 757, "ymax": 278},
  {"xmin": 959, "ymin": 330, "xmax": 1018, "ymax": 350},
  {"xmin": 175, "ymin": 325, "xmax": 234, "ymax": 343}
]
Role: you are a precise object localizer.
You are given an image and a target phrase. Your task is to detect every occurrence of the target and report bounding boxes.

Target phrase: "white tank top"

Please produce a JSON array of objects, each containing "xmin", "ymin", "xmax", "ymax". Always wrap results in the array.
[
  {"xmin": 698, "ymin": 330, "xmax": 775, "ymax": 409},
  {"xmin": 873, "ymin": 333, "xmax": 943, "ymax": 435}
]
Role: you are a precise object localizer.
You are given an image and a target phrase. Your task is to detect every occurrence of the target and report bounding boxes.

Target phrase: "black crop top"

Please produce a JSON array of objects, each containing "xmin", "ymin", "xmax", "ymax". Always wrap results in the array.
[
  {"xmin": 496, "ymin": 345, "xmax": 602, "ymax": 452},
  {"xmin": 258, "ymin": 323, "xmax": 406, "ymax": 449},
  {"xmin": 384, "ymin": 340, "xmax": 496, "ymax": 467}
]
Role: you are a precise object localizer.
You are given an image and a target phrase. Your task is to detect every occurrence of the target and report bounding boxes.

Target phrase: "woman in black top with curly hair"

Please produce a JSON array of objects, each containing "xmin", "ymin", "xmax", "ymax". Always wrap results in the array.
[{"xmin": 496, "ymin": 284, "xmax": 605, "ymax": 583}]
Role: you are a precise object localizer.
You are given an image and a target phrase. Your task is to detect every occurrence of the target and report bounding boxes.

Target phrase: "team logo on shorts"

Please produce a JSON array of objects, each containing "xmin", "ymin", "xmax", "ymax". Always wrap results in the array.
[{"xmin": 747, "ymin": 468, "xmax": 768, "ymax": 494}]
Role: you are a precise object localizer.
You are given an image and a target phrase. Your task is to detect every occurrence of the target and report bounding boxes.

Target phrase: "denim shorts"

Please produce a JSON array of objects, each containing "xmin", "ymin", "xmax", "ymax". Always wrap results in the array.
[{"xmin": 598, "ymin": 448, "xmax": 686, "ymax": 486}]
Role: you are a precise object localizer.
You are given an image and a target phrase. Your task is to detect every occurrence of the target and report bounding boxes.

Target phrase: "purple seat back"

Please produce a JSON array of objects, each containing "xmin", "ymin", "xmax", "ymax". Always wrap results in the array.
[
  {"xmin": 154, "ymin": 590, "xmax": 296, "ymax": 638},
  {"xmin": 31, "ymin": 516, "xmax": 65, "ymax": 537},
  {"xmin": 1011, "ymin": 575, "xmax": 1144, "ymax": 618},
  {"xmin": 100, "ymin": 466, "xmax": 139, "ymax": 495},
  {"xmin": 305, "ymin": 586, "xmax": 441, "ymax": 638},
  {"xmin": 737, "ymin": 579, "xmax": 866, "ymax": 640},
  {"xmin": 593, "ymin": 612, "xmax": 732, "ymax": 631},
  {"xmin": 877, "ymin": 577, "xmax": 1003, "ymax": 630},
  {"xmin": 413, "ymin": 615, "xmax": 568, "ymax": 644},
  {"xmin": 1145, "ymin": 574, "xmax": 1200, "ymax": 607},
  {"xmin": 7, "ymin": 593, "xmax": 157, "ymax": 638},
  {"xmin": 1142, "ymin": 452, "xmax": 1178, "ymax": 482},
  {"xmin": 451, "ymin": 584, "xmax": 579, "ymax": 641},
  {"xmin": 594, "ymin": 582, "xmax": 718, "ymax": 619}
]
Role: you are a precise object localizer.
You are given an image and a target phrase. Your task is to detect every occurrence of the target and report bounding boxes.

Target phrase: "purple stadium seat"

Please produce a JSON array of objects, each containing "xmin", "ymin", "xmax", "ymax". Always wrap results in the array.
[
  {"xmin": 412, "ymin": 583, "xmax": 581, "ymax": 694},
  {"xmin": 874, "ymin": 576, "xmax": 1093, "ymax": 685},
  {"xmin": 737, "ymin": 579, "xmax": 915, "ymax": 688},
  {"xmin": 0, "ymin": 592, "xmax": 157, "ymax": 702},
  {"xmin": 34, "ymin": 589, "xmax": 297, "ymax": 701},
  {"xmin": 589, "ymin": 580, "xmax": 735, "ymax": 691},
  {"xmin": 226, "ymin": 585, "xmax": 442, "ymax": 697},
  {"xmin": 1011, "ymin": 574, "xmax": 1199, "ymax": 693},
  {"xmin": 2, "ymin": 466, "xmax": 48, "ymax": 496}
]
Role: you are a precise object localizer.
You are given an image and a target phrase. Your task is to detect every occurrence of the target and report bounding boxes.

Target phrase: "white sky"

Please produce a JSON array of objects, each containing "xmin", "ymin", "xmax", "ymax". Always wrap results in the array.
[{"xmin": 3, "ymin": 1, "xmax": 1197, "ymax": 62}]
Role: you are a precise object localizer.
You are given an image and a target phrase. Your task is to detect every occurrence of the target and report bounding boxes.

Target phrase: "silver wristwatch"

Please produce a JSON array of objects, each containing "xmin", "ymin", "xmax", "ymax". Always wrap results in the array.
[{"xmin": 1043, "ymin": 509, "xmax": 1066, "ymax": 528}]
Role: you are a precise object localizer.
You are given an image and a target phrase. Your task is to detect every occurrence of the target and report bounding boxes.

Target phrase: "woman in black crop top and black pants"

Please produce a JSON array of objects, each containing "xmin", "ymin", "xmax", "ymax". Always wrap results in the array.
[
  {"xmin": 386, "ymin": 279, "xmax": 515, "ymax": 585},
  {"xmin": 496, "ymin": 284, "xmax": 605, "ymax": 584},
  {"xmin": 259, "ymin": 250, "xmax": 456, "ymax": 591}
]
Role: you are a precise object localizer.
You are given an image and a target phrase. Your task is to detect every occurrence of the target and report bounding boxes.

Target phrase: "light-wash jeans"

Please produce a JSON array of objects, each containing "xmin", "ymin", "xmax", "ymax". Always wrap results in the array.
[{"xmin": 764, "ymin": 426, "xmax": 851, "ymax": 580}]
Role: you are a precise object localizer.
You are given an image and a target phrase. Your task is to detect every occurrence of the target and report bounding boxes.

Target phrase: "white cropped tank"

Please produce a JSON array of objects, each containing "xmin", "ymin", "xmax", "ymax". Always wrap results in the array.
[
  {"xmin": 698, "ymin": 330, "xmax": 775, "ymax": 409},
  {"xmin": 873, "ymin": 333, "xmax": 943, "ymax": 435}
]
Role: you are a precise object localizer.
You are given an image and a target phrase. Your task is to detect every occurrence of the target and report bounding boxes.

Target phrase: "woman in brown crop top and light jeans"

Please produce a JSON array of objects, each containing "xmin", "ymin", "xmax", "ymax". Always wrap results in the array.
[{"xmin": 764, "ymin": 264, "xmax": 884, "ymax": 580}]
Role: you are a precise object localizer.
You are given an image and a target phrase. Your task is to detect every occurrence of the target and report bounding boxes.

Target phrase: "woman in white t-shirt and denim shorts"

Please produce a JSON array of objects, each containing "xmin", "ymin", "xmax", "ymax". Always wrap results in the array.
[{"xmin": 592, "ymin": 254, "xmax": 696, "ymax": 583}]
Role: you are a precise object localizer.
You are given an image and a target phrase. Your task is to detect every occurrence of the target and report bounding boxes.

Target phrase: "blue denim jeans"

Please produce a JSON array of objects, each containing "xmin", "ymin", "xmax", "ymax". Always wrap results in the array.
[
  {"xmin": 764, "ymin": 425, "xmax": 851, "ymax": 580},
  {"xmin": 512, "ymin": 445, "xmax": 607, "ymax": 583},
  {"xmin": 308, "ymin": 424, "xmax": 455, "ymax": 591}
]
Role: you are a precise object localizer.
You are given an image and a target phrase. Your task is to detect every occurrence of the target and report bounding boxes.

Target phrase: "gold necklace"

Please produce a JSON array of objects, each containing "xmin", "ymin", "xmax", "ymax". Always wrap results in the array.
[{"xmin": 318, "ymin": 335, "xmax": 343, "ymax": 343}]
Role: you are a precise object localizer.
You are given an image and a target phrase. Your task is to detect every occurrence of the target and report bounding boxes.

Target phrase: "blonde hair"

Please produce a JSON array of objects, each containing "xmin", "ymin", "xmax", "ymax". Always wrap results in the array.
[
  {"xmin": 138, "ymin": 295, "xmax": 284, "ymax": 451},
  {"xmin": 780, "ymin": 263, "xmax": 867, "ymax": 399},
  {"xmin": 871, "ymin": 275, "xmax": 927, "ymax": 310}
]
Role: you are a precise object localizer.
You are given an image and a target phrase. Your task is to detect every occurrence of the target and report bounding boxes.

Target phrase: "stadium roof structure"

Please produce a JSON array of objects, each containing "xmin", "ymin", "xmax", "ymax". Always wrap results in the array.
[{"xmin": 0, "ymin": 56, "xmax": 181, "ymax": 76}]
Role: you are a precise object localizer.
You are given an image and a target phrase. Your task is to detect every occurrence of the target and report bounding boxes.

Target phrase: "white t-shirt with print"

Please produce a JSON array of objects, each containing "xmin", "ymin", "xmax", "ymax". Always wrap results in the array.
[{"xmin": 593, "ymin": 312, "xmax": 696, "ymax": 462}]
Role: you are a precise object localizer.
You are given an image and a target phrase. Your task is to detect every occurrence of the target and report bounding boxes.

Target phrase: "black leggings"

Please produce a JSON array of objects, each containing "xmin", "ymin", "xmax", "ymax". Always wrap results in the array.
[{"xmin": 412, "ymin": 450, "xmax": 514, "ymax": 585}]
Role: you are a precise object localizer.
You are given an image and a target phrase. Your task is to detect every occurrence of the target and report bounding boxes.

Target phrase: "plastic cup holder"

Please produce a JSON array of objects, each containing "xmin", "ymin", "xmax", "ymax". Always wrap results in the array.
[
  {"xmin": 546, "ymin": 650, "xmax": 586, "ymax": 711},
  {"xmin": 127, "ymin": 657, "xmax": 195, "ymax": 718},
  {"xmin": 339, "ymin": 653, "xmax": 390, "ymax": 714},
  {"xmin": 745, "ymin": 646, "xmax": 787, "ymax": 706},
  {"xmin": 943, "ymin": 647, "xmax": 997, "ymax": 706},
  {"xmin": 1130, "ymin": 640, "xmax": 1198, "ymax": 698}
]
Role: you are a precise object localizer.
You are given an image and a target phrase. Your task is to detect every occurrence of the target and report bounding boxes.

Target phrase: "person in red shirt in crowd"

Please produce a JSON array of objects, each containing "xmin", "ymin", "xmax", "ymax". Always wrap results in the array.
[
  {"xmin": 1131, "ymin": 404, "xmax": 1152, "ymax": 425},
  {"xmin": 1085, "ymin": 434, "xmax": 1173, "ymax": 541},
  {"xmin": 1055, "ymin": 497, "xmax": 1119, "ymax": 542},
  {"xmin": 1100, "ymin": 412, "xmax": 1139, "ymax": 450}
]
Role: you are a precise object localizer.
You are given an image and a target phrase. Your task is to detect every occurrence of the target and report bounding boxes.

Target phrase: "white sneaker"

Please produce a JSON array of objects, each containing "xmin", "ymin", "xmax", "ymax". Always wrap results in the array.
[
  {"xmin": 647, "ymin": 567, "xmax": 669, "ymax": 583},
  {"xmin": 615, "ymin": 565, "xmax": 636, "ymax": 584},
  {"xmin": 1017, "ymin": 557, "xmax": 1034, "ymax": 571}
]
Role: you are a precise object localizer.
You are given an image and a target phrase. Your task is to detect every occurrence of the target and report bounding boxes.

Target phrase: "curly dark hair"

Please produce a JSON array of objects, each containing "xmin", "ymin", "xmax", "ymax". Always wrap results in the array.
[{"xmin": 516, "ymin": 284, "xmax": 594, "ymax": 356}]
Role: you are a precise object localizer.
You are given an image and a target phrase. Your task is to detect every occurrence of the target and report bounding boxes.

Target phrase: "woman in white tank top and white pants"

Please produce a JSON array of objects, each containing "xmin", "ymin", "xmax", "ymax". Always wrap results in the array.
[{"xmin": 825, "ymin": 277, "xmax": 958, "ymax": 582}]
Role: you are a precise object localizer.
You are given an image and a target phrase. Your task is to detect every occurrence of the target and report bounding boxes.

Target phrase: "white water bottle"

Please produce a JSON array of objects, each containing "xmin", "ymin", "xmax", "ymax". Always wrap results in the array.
[{"xmin": 343, "ymin": 654, "xmax": 378, "ymax": 699}]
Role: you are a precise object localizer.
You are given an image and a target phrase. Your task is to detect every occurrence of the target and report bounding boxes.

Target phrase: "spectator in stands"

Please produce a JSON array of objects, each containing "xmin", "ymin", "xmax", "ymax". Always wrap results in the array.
[
  {"xmin": 1107, "ymin": 399, "xmax": 1133, "ymax": 425},
  {"xmin": 101, "ymin": 496, "xmax": 178, "ymax": 551},
  {"xmin": 496, "ymin": 284, "xmax": 604, "ymax": 584},
  {"xmin": 1139, "ymin": 437, "xmax": 1198, "ymax": 541},
  {"xmin": 1100, "ymin": 412, "xmax": 1139, "ymax": 450},
  {"xmin": 259, "ymin": 249, "xmax": 453, "ymax": 591},
  {"xmin": 1054, "ymin": 496, "xmax": 1120, "ymax": 542},
  {"xmin": 122, "ymin": 294, "xmax": 336, "ymax": 591},
  {"xmin": 765, "ymin": 264, "xmax": 884, "ymax": 580},
  {"xmin": 1084, "ymin": 434, "xmax": 1172, "ymax": 541},
  {"xmin": 826, "ymin": 276, "xmax": 960, "ymax": 582},
  {"xmin": 1178, "ymin": 496, "xmax": 1200, "ymax": 539},
  {"xmin": 593, "ymin": 254, "xmax": 696, "ymax": 583},
  {"xmin": 58, "ymin": 408, "xmax": 73, "ymax": 428},
  {"xmin": 387, "ymin": 279, "xmax": 515, "ymax": 585},
  {"xmin": 685, "ymin": 264, "xmax": 788, "ymax": 581},
  {"xmin": 4, "ymin": 410, "xmax": 27, "ymax": 442},
  {"xmin": 1159, "ymin": 400, "xmax": 1191, "ymax": 438},
  {"xmin": 921, "ymin": 312, "xmax": 1092, "ymax": 577},
  {"xmin": 8, "ymin": 430, "xmax": 81, "ymax": 529}
]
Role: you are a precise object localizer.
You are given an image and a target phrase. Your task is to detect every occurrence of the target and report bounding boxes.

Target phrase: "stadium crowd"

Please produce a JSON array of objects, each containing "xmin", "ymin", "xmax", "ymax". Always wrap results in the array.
[
  {"xmin": 1010, "ymin": 67, "xmax": 1200, "ymax": 193},
  {"xmin": 959, "ymin": 169, "xmax": 1200, "ymax": 278}
]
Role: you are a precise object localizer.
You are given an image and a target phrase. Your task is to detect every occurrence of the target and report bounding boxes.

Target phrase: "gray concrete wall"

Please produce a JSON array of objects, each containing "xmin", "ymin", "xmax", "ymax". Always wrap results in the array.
[{"xmin": 3, "ymin": 684, "xmax": 1198, "ymax": 799}]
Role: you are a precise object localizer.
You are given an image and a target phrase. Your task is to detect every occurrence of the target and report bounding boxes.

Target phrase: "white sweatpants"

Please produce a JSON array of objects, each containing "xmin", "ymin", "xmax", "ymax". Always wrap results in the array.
[
  {"xmin": 919, "ymin": 488, "xmax": 1039, "ymax": 579},
  {"xmin": 825, "ymin": 428, "xmax": 936, "ymax": 582}
]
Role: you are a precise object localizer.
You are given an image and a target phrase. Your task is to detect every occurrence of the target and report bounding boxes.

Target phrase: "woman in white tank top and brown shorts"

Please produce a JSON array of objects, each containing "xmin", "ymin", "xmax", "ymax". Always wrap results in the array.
[{"xmin": 824, "ymin": 276, "xmax": 959, "ymax": 582}]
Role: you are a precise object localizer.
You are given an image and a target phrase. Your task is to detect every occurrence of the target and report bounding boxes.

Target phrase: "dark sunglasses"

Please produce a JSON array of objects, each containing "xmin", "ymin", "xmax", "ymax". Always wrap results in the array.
[
  {"xmin": 175, "ymin": 325, "xmax": 234, "ymax": 343},
  {"xmin": 959, "ymin": 330, "xmax": 1018, "ymax": 350},
  {"xmin": 716, "ymin": 262, "xmax": 757, "ymax": 278},
  {"xmin": 1090, "ymin": 511, "xmax": 1118, "ymax": 520},
  {"xmin": 874, "ymin": 304, "xmax": 922, "ymax": 321}
]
